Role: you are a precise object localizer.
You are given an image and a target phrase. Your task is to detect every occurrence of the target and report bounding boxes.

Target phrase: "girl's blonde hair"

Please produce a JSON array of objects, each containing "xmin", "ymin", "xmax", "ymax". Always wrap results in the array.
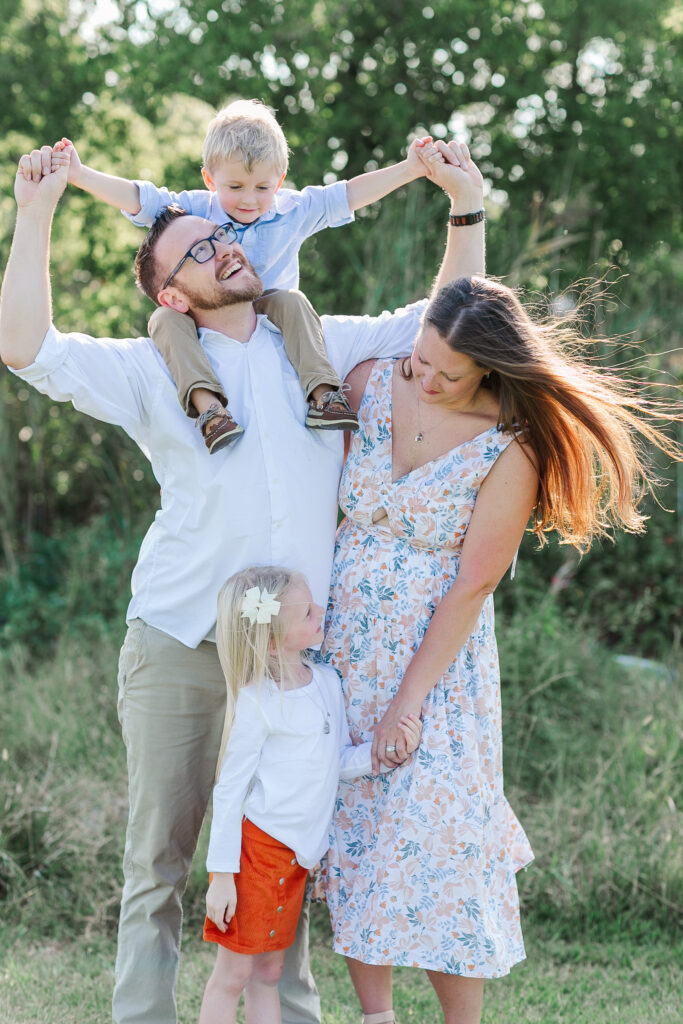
[
  {"xmin": 202, "ymin": 98, "xmax": 290, "ymax": 175},
  {"xmin": 214, "ymin": 565, "xmax": 301, "ymax": 773},
  {"xmin": 404, "ymin": 276, "xmax": 683, "ymax": 551}
]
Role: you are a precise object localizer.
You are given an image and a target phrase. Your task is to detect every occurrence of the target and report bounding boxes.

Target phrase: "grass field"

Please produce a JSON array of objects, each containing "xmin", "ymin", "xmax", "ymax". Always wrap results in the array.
[{"xmin": 1, "ymin": 907, "xmax": 681, "ymax": 1024}]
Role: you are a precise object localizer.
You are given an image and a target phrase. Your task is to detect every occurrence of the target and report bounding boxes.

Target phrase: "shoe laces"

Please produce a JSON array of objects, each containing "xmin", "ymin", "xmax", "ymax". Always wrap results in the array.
[
  {"xmin": 317, "ymin": 382, "xmax": 352, "ymax": 410},
  {"xmin": 195, "ymin": 403, "xmax": 224, "ymax": 431}
]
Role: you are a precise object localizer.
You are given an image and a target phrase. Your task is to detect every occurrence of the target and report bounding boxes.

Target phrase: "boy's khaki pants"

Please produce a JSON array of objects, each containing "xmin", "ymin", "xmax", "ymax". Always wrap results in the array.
[
  {"xmin": 113, "ymin": 619, "xmax": 321, "ymax": 1024},
  {"xmin": 149, "ymin": 289, "xmax": 343, "ymax": 415}
]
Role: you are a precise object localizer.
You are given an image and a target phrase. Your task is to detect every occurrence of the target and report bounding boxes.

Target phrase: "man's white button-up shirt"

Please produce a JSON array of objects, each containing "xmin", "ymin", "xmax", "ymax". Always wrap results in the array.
[{"xmin": 12, "ymin": 302, "xmax": 426, "ymax": 647}]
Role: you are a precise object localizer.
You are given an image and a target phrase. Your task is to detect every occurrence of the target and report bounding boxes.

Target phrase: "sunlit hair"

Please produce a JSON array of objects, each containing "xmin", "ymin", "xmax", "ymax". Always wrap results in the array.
[
  {"xmin": 214, "ymin": 565, "xmax": 302, "ymax": 774},
  {"xmin": 403, "ymin": 276, "xmax": 682, "ymax": 551},
  {"xmin": 202, "ymin": 98, "xmax": 290, "ymax": 175},
  {"xmin": 134, "ymin": 204, "xmax": 189, "ymax": 303}
]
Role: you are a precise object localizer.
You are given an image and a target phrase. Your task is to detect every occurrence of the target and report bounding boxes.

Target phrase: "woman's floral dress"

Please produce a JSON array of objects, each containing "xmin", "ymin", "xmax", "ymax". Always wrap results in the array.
[{"xmin": 322, "ymin": 359, "xmax": 533, "ymax": 978}]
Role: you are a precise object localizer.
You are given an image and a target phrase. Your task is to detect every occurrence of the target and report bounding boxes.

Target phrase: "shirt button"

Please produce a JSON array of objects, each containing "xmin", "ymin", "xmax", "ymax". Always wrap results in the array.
[
  {"xmin": 290, "ymin": 858, "xmax": 297, "ymax": 866},
  {"xmin": 276, "ymin": 906, "xmax": 283, "ymax": 913},
  {"xmin": 279, "ymin": 877, "xmax": 285, "ymax": 885},
  {"xmin": 269, "ymin": 929, "xmax": 275, "ymax": 937}
]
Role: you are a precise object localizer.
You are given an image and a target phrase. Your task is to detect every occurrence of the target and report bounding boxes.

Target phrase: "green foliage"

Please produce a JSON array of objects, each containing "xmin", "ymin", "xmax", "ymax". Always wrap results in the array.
[
  {"xmin": 0, "ymin": 515, "xmax": 146, "ymax": 654},
  {"xmin": 1, "ymin": 590, "xmax": 679, "ymax": 938},
  {"xmin": 498, "ymin": 599, "xmax": 681, "ymax": 934},
  {"xmin": 496, "ymin": 496, "xmax": 683, "ymax": 660}
]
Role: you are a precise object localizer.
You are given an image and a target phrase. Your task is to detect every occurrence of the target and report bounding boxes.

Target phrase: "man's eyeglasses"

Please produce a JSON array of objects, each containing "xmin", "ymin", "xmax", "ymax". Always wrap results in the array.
[{"xmin": 161, "ymin": 223, "xmax": 239, "ymax": 290}]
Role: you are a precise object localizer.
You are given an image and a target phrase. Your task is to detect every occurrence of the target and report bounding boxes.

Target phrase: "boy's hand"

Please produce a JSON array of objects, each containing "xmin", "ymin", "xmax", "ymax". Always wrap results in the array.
[
  {"xmin": 53, "ymin": 138, "xmax": 83, "ymax": 186},
  {"xmin": 398, "ymin": 713, "xmax": 422, "ymax": 756},
  {"xmin": 15, "ymin": 146, "xmax": 69, "ymax": 213},
  {"xmin": 405, "ymin": 137, "xmax": 433, "ymax": 180},
  {"xmin": 205, "ymin": 872, "xmax": 237, "ymax": 933}
]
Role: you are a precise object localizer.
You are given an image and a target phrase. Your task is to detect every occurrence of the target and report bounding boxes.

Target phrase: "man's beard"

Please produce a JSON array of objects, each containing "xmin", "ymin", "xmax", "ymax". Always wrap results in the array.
[{"xmin": 184, "ymin": 261, "xmax": 264, "ymax": 312}]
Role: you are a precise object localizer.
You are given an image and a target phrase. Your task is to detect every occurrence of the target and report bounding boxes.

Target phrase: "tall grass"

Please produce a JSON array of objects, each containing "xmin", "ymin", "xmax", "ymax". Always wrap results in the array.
[
  {"xmin": 1, "ymin": 578, "xmax": 679, "ymax": 940},
  {"xmin": 0, "ymin": 628, "xmax": 127, "ymax": 937},
  {"xmin": 498, "ymin": 600, "xmax": 681, "ymax": 936}
]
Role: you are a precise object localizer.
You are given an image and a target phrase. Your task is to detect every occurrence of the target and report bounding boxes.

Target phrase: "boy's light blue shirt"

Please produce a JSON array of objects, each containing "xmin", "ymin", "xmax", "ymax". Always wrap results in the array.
[{"xmin": 124, "ymin": 180, "xmax": 354, "ymax": 290}]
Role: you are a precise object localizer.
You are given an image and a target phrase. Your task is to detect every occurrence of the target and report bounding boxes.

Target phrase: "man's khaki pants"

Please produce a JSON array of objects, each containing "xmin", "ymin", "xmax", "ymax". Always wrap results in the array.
[{"xmin": 113, "ymin": 619, "xmax": 321, "ymax": 1024}]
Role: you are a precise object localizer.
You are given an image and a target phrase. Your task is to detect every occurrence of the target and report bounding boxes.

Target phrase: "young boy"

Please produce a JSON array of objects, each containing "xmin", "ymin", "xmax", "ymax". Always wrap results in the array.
[{"xmin": 55, "ymin": 99, "xmax": 431, "ymax": 451}]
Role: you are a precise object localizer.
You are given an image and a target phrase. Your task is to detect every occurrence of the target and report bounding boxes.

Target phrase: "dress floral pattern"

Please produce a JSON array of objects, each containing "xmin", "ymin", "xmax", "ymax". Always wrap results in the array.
[{"xmin": 322, "ymin": 359, "xmax": 533, "ymax": 978}]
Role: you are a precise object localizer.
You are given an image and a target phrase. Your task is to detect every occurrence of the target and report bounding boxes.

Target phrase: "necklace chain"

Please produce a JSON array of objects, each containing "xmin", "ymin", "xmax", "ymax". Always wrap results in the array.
[
  {"xmin": 301, "ymin": 672, "xmax": 331, "ymax": 734},
  {"xmin": 413, "ymin": 379, "xmax": 455, "ymax": 444}
]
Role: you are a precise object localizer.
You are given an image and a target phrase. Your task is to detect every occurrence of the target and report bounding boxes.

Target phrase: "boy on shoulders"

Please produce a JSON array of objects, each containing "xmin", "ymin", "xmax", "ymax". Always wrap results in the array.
[{"xmin": 55, "ymin": 99, "xmax": 431, "ymax": 451}]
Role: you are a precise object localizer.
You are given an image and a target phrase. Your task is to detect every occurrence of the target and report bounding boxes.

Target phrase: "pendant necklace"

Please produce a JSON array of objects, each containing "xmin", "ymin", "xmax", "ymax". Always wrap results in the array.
[
  {"xmin": 302, "ymin": 675, "xmax": 331, "ymax": 734},
  {"xmin": 413, "ymin": 379, "xmax": 455, "ymax": 444}
]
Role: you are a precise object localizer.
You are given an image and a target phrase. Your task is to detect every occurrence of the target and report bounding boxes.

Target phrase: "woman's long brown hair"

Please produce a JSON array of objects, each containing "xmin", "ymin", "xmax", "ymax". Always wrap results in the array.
[{"xmin": 407, "ymin": 277, "xmax": 682, "ymax": 551}]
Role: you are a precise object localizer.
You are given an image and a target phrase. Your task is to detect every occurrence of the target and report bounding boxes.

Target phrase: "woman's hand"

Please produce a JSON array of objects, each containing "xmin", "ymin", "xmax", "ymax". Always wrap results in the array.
[
  {"xmin": 419, "ymin": 139, "xmax": 484, "ymax": 213},
  {"xmin": 398, "ymin": 713, "xmax": 422, "ymax": 755},
  {"xmin": 205, "ymin": 871, "xmax": 237, "ymax": 933},
  {"xmin": 372, "ymin": 699, "xmax": 423, "ymax": 773}
]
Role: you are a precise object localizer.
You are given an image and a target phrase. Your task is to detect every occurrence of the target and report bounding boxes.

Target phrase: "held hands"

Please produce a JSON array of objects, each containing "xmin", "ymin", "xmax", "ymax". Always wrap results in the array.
[
  {"xmin": 205, "ymin": 871, "xmax": 237, "ymax": 933},
  {"xmin": 418, "ymin": 139, "xmax": 484, "ymax": 212},
  {"xmin": 372, "ymin": 710, "xmax": 423, "ymax": 774},
  {"xmin": 53, "ymin": 138, "xmax": 84, "ymax": 185},
  {"xmin": 15, "ymin": 144, "xmax": 70, "ymax": 213},
  {"xmin": 405, "ymin": 137, "xmax": 433, "ymax": 179}
]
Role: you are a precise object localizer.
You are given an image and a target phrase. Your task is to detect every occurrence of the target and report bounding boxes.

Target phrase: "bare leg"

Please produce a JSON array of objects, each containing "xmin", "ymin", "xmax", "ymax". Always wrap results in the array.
[
  {"xmin": 190, "ymin": 386, "xmax": 224, "ymax": 416},
  {"xmin": 199, "ymin": 946, "xmax": 253, "ymax": 1024},
  {"xmin": 245, "ymin": 950, "xmax": 286, "ymax": 1024},
  {"xmin": 427, "ymin": 971, "xmax": 484, "ymax": 1024},
  {"xmin": 345, "ymin": 957, "xmax": 393, "ymax": 1017}
]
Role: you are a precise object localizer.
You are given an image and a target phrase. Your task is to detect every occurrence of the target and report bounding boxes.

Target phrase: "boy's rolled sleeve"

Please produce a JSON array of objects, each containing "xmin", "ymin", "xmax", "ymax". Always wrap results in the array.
[
  {"xmin": 295, "ymin": 181, "xmax": 355, "ymax": 238},
  {"xmin": 123, "ymin": 181, "xmax": 215, "ymax": 228},
  {"xmin": 319, "ymin": 179, "xmax": 355, "ymax": 228}
]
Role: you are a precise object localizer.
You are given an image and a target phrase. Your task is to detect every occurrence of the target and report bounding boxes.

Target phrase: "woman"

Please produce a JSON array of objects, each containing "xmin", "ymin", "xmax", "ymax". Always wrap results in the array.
[{"xmin": 321, "ymin": 143, "xmax": 680, "ymax": 1024}]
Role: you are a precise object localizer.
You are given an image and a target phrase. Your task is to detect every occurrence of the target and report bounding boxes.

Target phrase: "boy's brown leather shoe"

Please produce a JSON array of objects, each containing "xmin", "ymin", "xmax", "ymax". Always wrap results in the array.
[
  {"xmin": 196, "ymin": 404, "xmax": 245, "ymax": 453},
  {"xmin": 305, "ymin": 387, "xmax": 359, "ymax": 431}
]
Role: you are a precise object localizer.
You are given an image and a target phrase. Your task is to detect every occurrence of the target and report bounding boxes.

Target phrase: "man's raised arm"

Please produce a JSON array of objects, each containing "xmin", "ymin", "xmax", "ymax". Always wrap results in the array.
[
  {"xmin": 0, "ymin": 146, "xmax": 69, "ymax": 369},
  {"xmin": 420, "ymin": 139, "xmax": 486, "ymax": 295}
]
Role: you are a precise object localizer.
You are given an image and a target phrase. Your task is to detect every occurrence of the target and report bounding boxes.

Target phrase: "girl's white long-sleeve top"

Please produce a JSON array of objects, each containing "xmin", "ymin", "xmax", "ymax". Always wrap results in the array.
[{"xmin": 206, "ymin": 663, "xmax": 374, "ymax": 871}]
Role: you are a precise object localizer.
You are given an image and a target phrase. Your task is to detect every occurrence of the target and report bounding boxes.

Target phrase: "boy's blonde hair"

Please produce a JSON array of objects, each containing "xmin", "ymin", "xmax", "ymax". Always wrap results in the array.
[
  {"xmin": 214, "ymin": 564, "xmax": 301, "ymax": 773},
  {"xmin": 202, "ymin": 99, "xmax": 290, "ymax": 175}
]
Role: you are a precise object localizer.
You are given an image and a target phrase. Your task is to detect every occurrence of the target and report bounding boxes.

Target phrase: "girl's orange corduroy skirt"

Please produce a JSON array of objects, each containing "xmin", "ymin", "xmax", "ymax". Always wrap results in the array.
[{"xmin": 203, "ymin": 818, "xmax": 308, "ymax": 954}]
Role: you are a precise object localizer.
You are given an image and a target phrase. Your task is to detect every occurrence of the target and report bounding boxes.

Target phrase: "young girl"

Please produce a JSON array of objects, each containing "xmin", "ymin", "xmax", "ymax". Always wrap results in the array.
[{"xmin": 199, "ymin": 565, "xmax": 422, "ymax": 1024}]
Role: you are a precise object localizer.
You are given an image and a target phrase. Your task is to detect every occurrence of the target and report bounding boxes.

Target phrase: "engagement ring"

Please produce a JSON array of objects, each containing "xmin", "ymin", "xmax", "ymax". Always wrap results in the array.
[{"xmin": 386, "ymin": 744, "xmax": 396, "ymax": 753}]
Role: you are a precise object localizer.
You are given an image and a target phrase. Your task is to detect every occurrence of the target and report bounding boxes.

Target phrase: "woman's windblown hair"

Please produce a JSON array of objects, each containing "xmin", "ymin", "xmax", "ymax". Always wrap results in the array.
[{"xmin": 421, "ymin": 277, "xmax": 682, "ymax": 551}]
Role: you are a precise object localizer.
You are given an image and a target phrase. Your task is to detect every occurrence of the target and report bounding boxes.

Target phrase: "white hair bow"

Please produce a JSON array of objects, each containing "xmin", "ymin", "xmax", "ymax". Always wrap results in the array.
[{"xmin": 241, "ymin": 586, "xmax": 281, "ymax": 625}]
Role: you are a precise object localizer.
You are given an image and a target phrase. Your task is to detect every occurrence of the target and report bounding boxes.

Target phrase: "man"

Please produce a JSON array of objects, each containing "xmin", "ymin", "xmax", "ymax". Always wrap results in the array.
[{"xmin": 0, "ymin": 140, "xmax": 484, "ymax": 1024}]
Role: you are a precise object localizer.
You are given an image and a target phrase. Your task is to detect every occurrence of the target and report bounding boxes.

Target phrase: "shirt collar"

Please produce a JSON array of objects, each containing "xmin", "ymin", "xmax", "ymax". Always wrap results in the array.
[{"xmin": 197, "ymin": 313, "xmax": 277, "ymax": 347}]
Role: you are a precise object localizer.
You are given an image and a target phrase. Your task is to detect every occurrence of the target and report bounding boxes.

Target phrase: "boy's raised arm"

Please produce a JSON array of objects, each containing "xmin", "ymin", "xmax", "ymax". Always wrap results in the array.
[
  {"xmin": 345, "ymin": 137, "xmax": 433, "ymax": 212},
  {"xmin": 54, "ymin": 138, "xmax": 142, "ymax": 216}
]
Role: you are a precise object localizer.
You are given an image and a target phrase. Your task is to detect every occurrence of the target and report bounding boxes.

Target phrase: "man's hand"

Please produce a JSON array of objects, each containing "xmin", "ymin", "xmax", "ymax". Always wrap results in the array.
[
  {"xmin": 205, "ymin": 872, "xmax": 237, "ymax": 933},
  {"xmin": 419, "ymin": 139, "xmax": 484, "ymax": 212},
  {"xmin": 15, "ymin": 146, "xmax": 69, "ymax": 214}
]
